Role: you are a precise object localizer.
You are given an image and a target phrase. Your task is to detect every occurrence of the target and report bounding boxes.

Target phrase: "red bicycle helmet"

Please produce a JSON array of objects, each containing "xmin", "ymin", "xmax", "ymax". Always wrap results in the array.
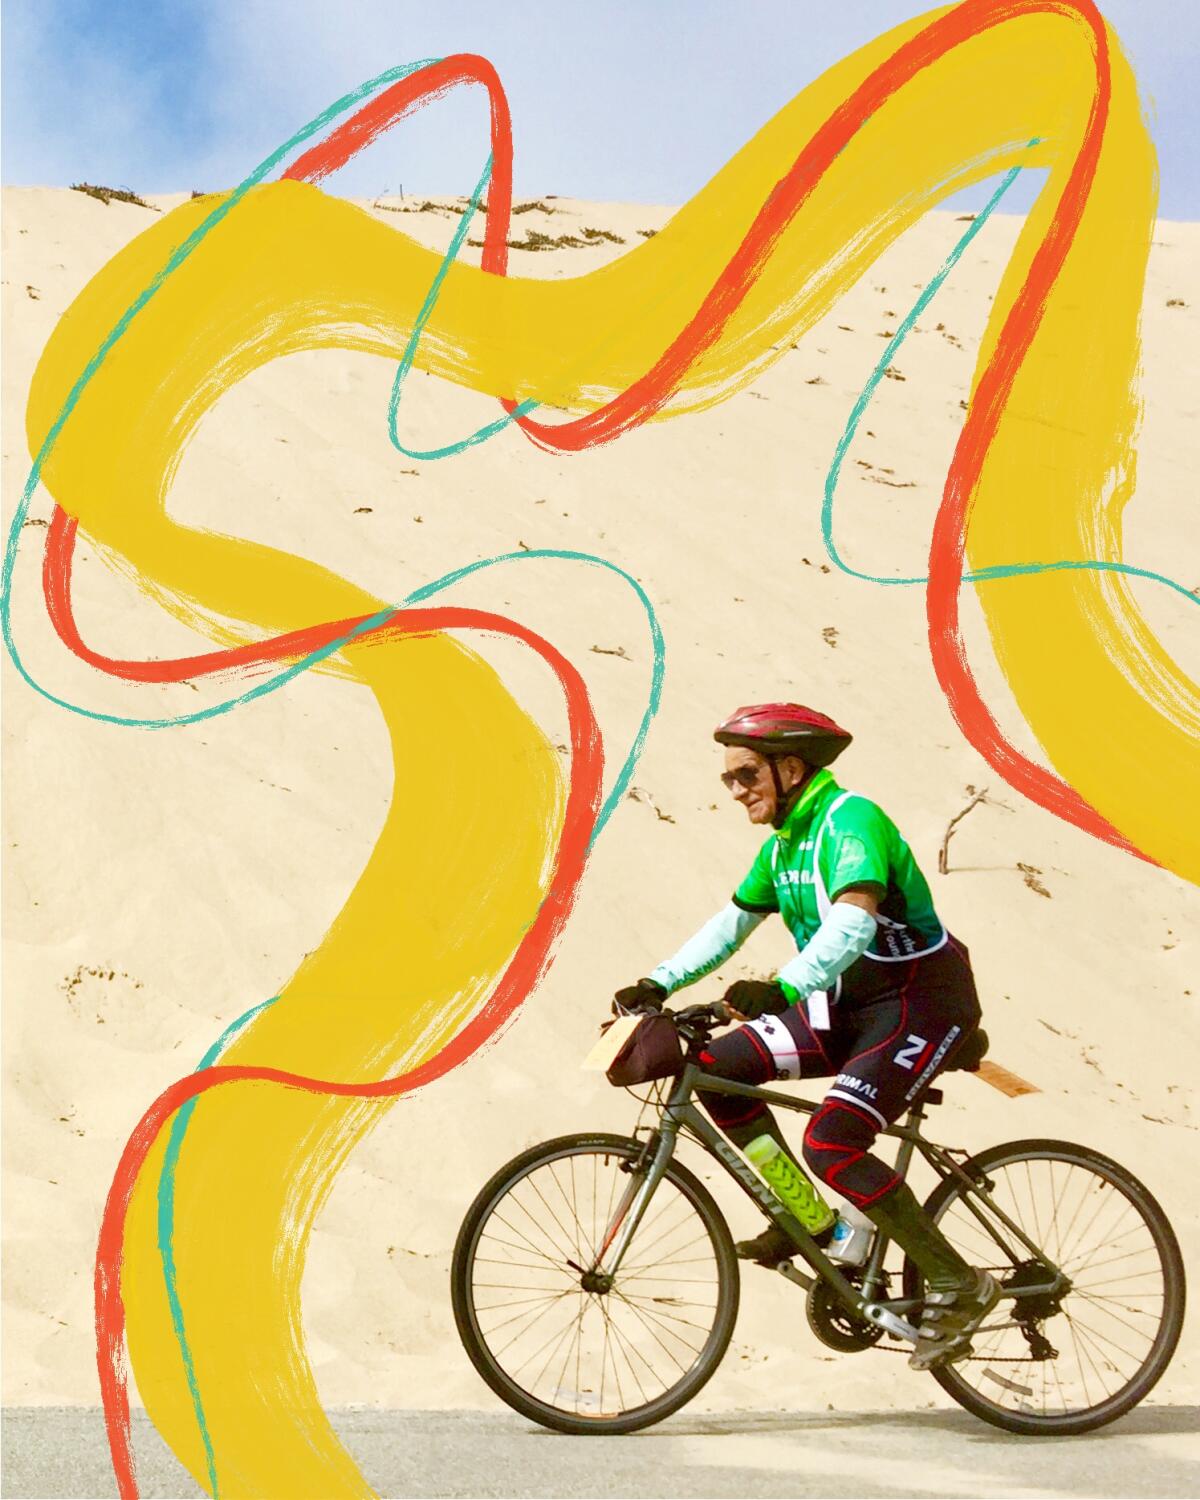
[{"xmin": 714, "ymin": 702, "xmax": 852, "ymax": 767}]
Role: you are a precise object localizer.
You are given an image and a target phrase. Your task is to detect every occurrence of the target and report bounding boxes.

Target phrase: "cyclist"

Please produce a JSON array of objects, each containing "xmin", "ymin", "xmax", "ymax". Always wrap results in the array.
[{"xmin": 614, "ymin": 703, "xmax": 998, "ymax": 1371}]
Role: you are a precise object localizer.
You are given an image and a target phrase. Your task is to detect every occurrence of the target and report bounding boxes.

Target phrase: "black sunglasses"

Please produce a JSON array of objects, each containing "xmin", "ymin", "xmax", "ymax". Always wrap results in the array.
[{"xmin": 720, "ymin": 766, "xmax": 763, "ymax": 790}]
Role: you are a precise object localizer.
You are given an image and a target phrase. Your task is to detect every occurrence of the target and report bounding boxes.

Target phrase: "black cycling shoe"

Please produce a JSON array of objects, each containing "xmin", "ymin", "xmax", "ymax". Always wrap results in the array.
[
  {"xmin": 735, "ymin": 1222, "xmax": 834, "ymax": 1266},
  {"xmin": 909, "ymin": 1269, "xmax": 1001, "ymax": 1370}
]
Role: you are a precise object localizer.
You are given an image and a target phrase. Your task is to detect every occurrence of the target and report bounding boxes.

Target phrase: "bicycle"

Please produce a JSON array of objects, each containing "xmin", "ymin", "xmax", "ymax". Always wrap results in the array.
[{"xmin": 451, "ymin": 1001, "xmax": 1185, "ymax": 1436}]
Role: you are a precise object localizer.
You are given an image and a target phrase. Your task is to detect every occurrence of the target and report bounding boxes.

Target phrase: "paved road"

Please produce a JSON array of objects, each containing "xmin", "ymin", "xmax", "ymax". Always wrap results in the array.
[{"xmin": 3, "ymin": 1406, "xmax": 1197, "ymax": 1498}]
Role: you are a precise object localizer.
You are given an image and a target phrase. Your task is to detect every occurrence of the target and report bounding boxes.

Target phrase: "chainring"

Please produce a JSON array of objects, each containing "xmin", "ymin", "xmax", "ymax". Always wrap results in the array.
[{"xmin": 805, "ymin": 1275, "xmax": 886, "ymax": 1353}]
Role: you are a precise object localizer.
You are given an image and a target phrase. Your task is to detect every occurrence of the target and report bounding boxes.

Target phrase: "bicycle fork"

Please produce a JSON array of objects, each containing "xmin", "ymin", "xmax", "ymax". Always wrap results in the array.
[{"xmin": 588, "ymin": 1125, "xmax": 678, "ymax": 1280}]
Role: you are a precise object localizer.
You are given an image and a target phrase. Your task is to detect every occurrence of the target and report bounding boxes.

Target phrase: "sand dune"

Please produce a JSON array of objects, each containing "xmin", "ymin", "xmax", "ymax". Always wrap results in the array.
[{"xmin": 2, "ymin": 185, "xmax": 1197, "ymax": 1423}]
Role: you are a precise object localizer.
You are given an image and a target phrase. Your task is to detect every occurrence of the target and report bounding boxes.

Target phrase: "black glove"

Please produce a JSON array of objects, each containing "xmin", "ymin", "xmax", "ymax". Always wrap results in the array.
[
  {"xmin": 722, "ymin": 979, "xmax": 790, "ymax": 1021},
  {"xmin": 612, "ymin": 977, "xmax": 667, "ymax": 1016}
]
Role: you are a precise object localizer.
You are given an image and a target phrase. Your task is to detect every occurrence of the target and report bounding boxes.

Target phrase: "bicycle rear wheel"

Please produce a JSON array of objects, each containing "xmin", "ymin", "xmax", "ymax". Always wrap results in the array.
[
  {"xmin": 902, "ymin": 1139, "xmax": 1185, "ymax": 1434},
  {"xmin": 451, "ymin": 1132, "xmax": 739, "ymax": 1434}
]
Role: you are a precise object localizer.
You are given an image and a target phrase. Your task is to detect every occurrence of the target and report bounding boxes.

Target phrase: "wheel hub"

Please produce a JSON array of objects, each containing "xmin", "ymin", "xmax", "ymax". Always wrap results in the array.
[
  {"xmin": 1002, "ymin": 1258, "xmax": 1069, "ymax": 1321},
  {"xmin": 580, "ymin": 1268, "xmax": 613, "ymax": 1295}
]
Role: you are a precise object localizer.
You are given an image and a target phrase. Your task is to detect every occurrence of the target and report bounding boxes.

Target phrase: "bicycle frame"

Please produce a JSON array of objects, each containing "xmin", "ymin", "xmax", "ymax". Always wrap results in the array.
[{"xmin": 594, "ymin": 1061, "xmax": 1068, "ymax": 1338}]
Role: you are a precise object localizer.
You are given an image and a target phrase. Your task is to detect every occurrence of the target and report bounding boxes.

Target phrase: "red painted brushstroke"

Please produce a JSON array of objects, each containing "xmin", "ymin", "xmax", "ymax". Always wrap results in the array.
[
  {"xmin": 283, "ymin": 54, "xmax": 513, "ymax": 279},
  {"xmin": 44, "ymin": 508, "xmax": 371, "ymax": 681},
  {"xmin": 491, "ymin": 1, "xmax": 1095, "ymax": 450},
  {"xmin": 45, "ymin": 499, "xmax": 600, "ymax": 1500},
  {"xmin": 924, "ymin": 4, "xmax": 1146, "ymax": 857},
  {"xmin": 54, "ymin": 5, "xmax": 1150, "ymax": 1489},
  {"xmin": 280, "ymin": 23, "xmax": 1144, "ymax": 842},
  {"xmin": 283, "ymin": 21, "xmax": 1143, "ymax": 858},
  {"xmin": 98, "ymin": 759, "xmax": 600, "ymax": 1498},
  {"xmin": 84, "ymin": 603, "xmax": 599, "ymax": 1499}
]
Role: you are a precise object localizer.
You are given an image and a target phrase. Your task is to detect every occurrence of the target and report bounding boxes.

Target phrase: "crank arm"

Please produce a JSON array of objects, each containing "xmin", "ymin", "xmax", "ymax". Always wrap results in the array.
[{"xmin": 776, "ymin": 1260, "xmax": 815, "ymax": 1292}]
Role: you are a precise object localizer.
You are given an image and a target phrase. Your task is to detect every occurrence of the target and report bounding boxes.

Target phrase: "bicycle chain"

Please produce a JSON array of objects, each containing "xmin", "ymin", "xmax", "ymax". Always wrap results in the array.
[{"xmin": 871, "ymin": 1343, "xmax": 1052, "ymax": 1363}]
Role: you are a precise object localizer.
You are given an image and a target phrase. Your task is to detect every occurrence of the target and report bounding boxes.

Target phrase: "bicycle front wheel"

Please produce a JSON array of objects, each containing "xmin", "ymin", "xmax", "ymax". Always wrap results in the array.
[
  {"xmin": 451, "ymin": 1132, "xmax": 739, "ymax": 1434},
  {"xmin": 903, "ymin": 1139, "xmax": 1185, "ymax": 1435}
]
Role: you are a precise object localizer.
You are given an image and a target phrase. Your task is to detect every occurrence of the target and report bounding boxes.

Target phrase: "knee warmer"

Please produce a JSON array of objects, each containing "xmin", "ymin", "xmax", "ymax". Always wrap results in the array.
[{"xmin": 802, "ymin": 1100, "xmax": 899, "ymax": 1207}]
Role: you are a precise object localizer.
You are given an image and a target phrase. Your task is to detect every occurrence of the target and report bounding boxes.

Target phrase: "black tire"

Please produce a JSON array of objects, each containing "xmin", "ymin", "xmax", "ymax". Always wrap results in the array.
[
  {"xmin": 451, "ymin": 1132, "xmax": 739, "ymax": 1433},
  {"xmin": 901, "ymin": 1139, "xmax": 1185, "ymax": 1435}
]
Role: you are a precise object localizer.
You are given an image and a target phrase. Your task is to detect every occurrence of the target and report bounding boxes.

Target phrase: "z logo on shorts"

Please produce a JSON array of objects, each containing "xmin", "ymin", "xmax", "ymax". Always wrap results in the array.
[{"xmin": 893, "ymin": 1034, "xmax": 929, "ymax": 1071}]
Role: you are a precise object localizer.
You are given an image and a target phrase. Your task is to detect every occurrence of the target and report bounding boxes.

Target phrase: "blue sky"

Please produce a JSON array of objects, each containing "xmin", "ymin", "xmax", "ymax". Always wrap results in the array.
[{"xmin": 4, "ymin": 0, "xmax": 1198, "ymax": 217}]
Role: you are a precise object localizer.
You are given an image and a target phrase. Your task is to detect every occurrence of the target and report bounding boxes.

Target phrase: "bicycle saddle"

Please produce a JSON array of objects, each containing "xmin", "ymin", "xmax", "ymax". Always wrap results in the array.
[{"xmin": 944, "ymin": 1028, "xmax": 989, "ymax": 1072}]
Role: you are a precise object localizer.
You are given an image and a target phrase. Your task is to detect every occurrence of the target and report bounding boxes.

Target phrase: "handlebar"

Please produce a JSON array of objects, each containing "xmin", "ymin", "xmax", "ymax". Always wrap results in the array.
[
  {"xmin": 668, "ymin": 1000, "xmax": 733, "ymax": 1057},
  {"xmin": 670, "ymin": 1000, "xmax": 733, "ymax": 1027},
  {"xmin": 613, "ymin": 998, "xmax": 732, "ymax": 1026}
]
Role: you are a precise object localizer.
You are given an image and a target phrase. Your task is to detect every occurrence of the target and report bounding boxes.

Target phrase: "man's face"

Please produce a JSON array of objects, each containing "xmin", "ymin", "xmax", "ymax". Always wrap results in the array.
[
  {"xmin": 721, "ymin": 748, "xmax": 810, "ymax": 824},
  {"xmin": 721, "ymin": 747, "xmax": 776, "ymax": 824}
]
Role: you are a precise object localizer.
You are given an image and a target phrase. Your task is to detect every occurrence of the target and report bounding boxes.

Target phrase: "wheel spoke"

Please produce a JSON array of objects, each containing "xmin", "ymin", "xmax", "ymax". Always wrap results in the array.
[
  {"xmin": 522, "ymin": 1301, "xmax": 588, "ymax": 1390},
  {"xmin": 481, "ymin": 1289, "xmax": 576, "ymax": 1342},
  {"xmin": 552, "ymin": 1296, "xmax": 586, "ymax": 1412},
  {"xmin": 1064, "ymin": 1240, "xmax": 1157, "ymax": 1279},
  {"xmin": 1064, "ymin": 1312, "xmax": 1098, "ymax": 1407},
  {"xmin": 621, "ymin": 1203, "xmax": 705, "ymax": 1263},
  {"xmin": 1061, "ymin": 1208, "xmax": 1144, "ymax": 1271},
  {"xmin": 616, "ymin": 1249, "xmax": 716, "ymax": 1275},
  {"xmin": 1073, "ymin": 1287, "xmax": 1163, "ymax": 1308},
  {"xmin": 1072, "ymin": 1268, "xmax": 1165, "ymax": 1289},
  {"xmin": 556, "ymin": 1157, "xmax": 594, "ymax": 1263},
  {"xmin": 605, "ymin": 1305, "xmax": 658, "ymax": 1405},
  {"xmin": 473, "ymin": 1280, "xmax": 569, "ymax": 1292},
  {"xmin": 525, "ymin": 1173, "xmax": 585, "ymax": 1265},
  {"xmin": 501, "ymin": 1296, "xmax": 584, "ymax": 1370},
  {"xmin": 1072, "ymin": 1292, "xmax": 1156, "ymax": 1345},
  {"xmin": 1064, "ymin": 1313, "xmax": 1124, "ymax": 1398},
  {"xmin": 488, "ymin": 1211, "xmax": 571, "ymax": 1273},
  {"xmin": 599, "ymin": 1301, "xmax": 628, "ymax": 1413},
  {"xmin": 615, "ymin": 1295, "xmax": 717, "ymax": 1334},
  {"xmin": 506, "ymin": 1188, "xmax": 578, "ymax": 1267},
  {"xmin": 609, "ymin": 1289, "xmax": 694, "ymax": 1371},
  {"xmin": 1065, "ymin": 1309, "xmax": 1150, "ymax": 1369},
  {"xmin": 1058, "ymin": 1182, "xmax": 1122, "ymax": 1271}
]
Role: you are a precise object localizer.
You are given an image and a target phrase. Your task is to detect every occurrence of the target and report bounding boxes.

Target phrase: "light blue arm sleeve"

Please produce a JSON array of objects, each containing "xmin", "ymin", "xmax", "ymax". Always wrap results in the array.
[
  {"xmin": 776, "ymin": 904, "xmax": 877, "ymax": 1001},
  {"xmin": 648, "ymin": 903, "xmax": 767, "ymax": 995}
]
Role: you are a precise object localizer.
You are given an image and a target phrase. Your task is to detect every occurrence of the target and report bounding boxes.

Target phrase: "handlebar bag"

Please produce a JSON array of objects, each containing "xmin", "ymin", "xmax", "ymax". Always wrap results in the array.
[{"xmin": 606, "ymin": 1013, "xmax": 684, "ymax": 1087}]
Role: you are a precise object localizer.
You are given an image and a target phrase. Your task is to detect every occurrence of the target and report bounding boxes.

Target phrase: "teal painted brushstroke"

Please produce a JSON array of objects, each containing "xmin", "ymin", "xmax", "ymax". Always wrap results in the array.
[
  {"xmin": 110, "ymin": 76, "xmax": 665, "ymax": 1497},
  {"xmin": 1, "ymin": 59, "xmax": 443, "ymax": 729},
  {"xmin": 406, "ymin": 547, "xmax": 665, "ymax": 844},
  {"xmin": 385, "ymin": 151, "xmax": 541, "ymax": 458},
  {"xmin": 156, "ymin": 998, "xmax": 278, "ymax": 1498},
  {"xmin": 0, "ymin": 54, "xmax": 658, "ymax": 1495},
  {"xmin": 822, "ymin": 147, "xmax": 1199, "ymax": 609},
  {"xmin": 152, "ymin": 540, "xmax": 664, "ymax": 1490}
]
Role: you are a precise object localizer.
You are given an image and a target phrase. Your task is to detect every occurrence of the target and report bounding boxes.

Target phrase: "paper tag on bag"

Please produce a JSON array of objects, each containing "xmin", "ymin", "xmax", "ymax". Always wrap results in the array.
[{"xmin": 581, "ymin": 1014, "xmax": 643, "ymax": 1071}]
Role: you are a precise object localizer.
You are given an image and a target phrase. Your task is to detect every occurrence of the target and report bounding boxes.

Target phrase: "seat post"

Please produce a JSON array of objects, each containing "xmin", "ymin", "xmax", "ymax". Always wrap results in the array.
[{"xmin": 892, "ymin": 1108, "xmax": 921, "ymax": 1182}]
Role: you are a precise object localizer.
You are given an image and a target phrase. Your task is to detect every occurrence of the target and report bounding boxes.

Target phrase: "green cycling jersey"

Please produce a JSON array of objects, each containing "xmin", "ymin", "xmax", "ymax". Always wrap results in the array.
[{"xmin": 733, "ymin": 768, "xmax": 945, "ymax": 967}]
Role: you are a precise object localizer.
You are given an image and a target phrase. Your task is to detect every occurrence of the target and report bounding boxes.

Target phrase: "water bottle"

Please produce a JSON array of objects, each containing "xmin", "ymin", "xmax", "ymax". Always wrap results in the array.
[
  {"xmin": 743, "ymin": 1134, "xmax": 836, "ymax": 1236},
  {"xmin": 827, "ymin": 1203, "xmax": 875, "ymax": 1266}
]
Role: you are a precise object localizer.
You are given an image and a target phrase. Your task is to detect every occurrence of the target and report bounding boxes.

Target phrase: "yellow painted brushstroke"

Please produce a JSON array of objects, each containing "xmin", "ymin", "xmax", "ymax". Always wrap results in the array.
[{"xmin": 23, "ymin": 4, "xmax": 1196, "ymax": 1496}]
